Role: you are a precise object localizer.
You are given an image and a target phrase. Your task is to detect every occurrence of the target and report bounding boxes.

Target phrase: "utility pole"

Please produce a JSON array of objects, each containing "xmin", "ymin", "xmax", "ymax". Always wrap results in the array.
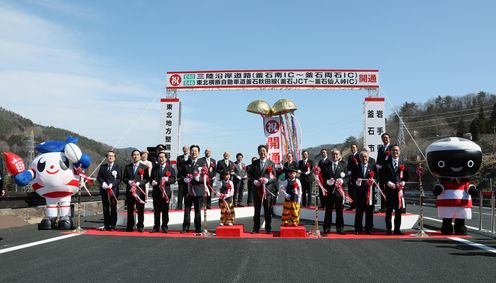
[{"xmin": 398, "ymin": 118, "xmax": 405, "ymax": 147}]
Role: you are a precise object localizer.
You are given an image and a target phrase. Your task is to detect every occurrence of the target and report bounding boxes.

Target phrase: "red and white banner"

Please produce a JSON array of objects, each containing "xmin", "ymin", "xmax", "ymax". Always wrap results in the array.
[
  {"xmin": 363, "ymin": 97, "xmax": 386, "ymax": 161},
  {"xmin": 160, "ymin": 98, "xmax": 181, "ymax": 164},
  {"xmin": 166, "ymin": 69, "xmax": 379, "ymax": 91},
  {"xmin": 263, "ymin": 116, "xmax": 283, "ymax": 165}
]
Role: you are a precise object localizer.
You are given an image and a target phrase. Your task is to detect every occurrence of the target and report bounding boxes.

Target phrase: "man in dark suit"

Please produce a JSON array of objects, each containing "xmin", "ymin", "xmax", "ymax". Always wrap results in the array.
[
  {"xmin": 297, "ymin": 150, "xmax": 314, "ymax": 207},
  {"xmin": 250, "ymin": 145, "xmax": 278, "ymax": 234},
  {"xmin": 150, "ymin": 151, "xmax": 176, "ymax": 233},
  {"xmin": 346, "ymin": 144, "xmax": 360, "ymax": 210},
  {"xmin": 245, "ymin": 156, "xmax": 258, "ymax": 206},
  {"xmin": 175, "ymin": 145, "xmax": 190, "ymax": 210},
  {"xmin": 199, "ymin": 148, "xmax": 216, "ymax": 209},
  {"xmin": 317, "ymin": 148, "xmax": 331, "ymax": 208},
  {"xmin": 352, "ymin": 150, "xmax": 378, "ymax": 234},
  {"xmin": 383, "ymin": 145, "xmax": 409, "ymax": 235},
  {"xmin": 182, "ymin": 145, "xmax": 207, "ymax": 234},
  {"xmin": 216, "ymin": 151, "xmax": 235, "ymax": 179},
  {"xmin": 123, "ymin": 150, "xmax": 150, "ymax": 232},
  {"xmin": 376, "ymin": 133, "xmax": 393, "ymax": 212},
  {"xmin": 283, "ymin": 152, "xmax": 298, "ymax": 176},
  {"xmin": 233, "ymin": 153, "xmax": 248, "ymax": 207},
  {"xmin": 97, "ymin": 150, "xmax": 122, "ymax": 231},
  {"xmin": 322, "ymin": 149, "xmax": 348, "ymax": 235}
]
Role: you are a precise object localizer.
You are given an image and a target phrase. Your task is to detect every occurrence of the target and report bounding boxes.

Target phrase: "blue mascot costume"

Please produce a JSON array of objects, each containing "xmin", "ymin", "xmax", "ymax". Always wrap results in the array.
[
  {"xmin": 3, "ymin": 136, "xmax": 91, "ymax": 230},
  {"xmin": 426, "ymin": 137, "xmax": 481, "ymax": 235}
]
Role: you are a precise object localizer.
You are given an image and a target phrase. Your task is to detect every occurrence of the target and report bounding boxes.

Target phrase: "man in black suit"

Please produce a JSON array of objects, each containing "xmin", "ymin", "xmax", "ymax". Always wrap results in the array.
[
  {"xmin": 245, "ymin": 156, "xmax": 258, "ymax": 206},
  {"xmin": 233, "ymin": 153, "xmax": 248, "ymax": 207},
  {"xmin": 182, "ymin": 145, "xmax": 207, "ymax": 234},
  {"xmin": 283, "ymin": 152, "xmax": 298, "ymax": 176},
  {"xmin": 250, "ymin": 145, "xmax": 278, "ymax": 234},
  {"xmin": 323, "ymin": 149, "xmax": 348, "ymax": 235},
  {"xmin": 175, "ymin": 145, "xmax": 190, "ymax": 210},
  {"xmin": 297, "ymin": 150, "xmax": 314, "ymax": 207},
  {"xmin": 383, "ymin": 145, "xmax": 409, "ymax": 235},
  {"xmin": 123, "ymin": 150, "xmax": 150, "ymax": 232},
  {"xmin": 150, "ymin": 151, "xmax": 176, "ymax": 233},
  {"xmin": 317, "ymin": 148, "xmax": 331, "ymax": 208},
  {"xmin": 346, "ymin": 144, "xmax": 360, "ymax": 210},
  {"xmin": 352, "ymin": 150, "xmax": 378, "ymax": 234},
  {"xmin": 376, "ymin": 133, "xmax": 393, "ymax": 212},
  {"xmin": 97, "ymin": 150, "xmax": 122, "ymax": 231},
  {"xmin": 199, "ymin": 148, "xmax": 216, "ymax": 209},
  {"xmin": 216, "ymin": 151, "xmax": 235, "ymax": 179}
]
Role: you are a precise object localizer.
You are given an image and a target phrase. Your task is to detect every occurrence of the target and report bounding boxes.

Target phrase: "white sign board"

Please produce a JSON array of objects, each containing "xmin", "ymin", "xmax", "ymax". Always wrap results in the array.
[
  {"xmin": 166, "ymin": 69, "xmax": 379, "ymax": 91},
  {"xmin": 263, "ymin": 116, "xmax": 283, "ymax": 165},
  {"xmin": 160, "ymin": 98, "xmax": 181, "ymax": 164},
  {"xmin": 363, "ymin": 97, "xmax": 385, "ymax": 161}
]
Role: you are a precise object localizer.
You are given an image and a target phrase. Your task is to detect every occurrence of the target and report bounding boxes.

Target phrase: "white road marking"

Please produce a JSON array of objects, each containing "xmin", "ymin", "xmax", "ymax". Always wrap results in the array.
[
  {"xmin": 0, "ymin": 233, "xmax": 81, "ymax": 255},
  {"xmin": 423, "ymin": 216, "xmax": 485, "ymax": 231},
  {"xmin": 449, "ymin": 237, "xmax": 496, "ymax": 254}
]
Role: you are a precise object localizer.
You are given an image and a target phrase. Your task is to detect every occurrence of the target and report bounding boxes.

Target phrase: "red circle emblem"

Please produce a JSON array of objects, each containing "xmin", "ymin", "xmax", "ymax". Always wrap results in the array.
[
  {"xmin": 169, "ymin": 74, "xmax": 182, "ymax": 86},
  {"xmin": 265, "ymin": 120, "xmax": 279, "ymax": 134}
]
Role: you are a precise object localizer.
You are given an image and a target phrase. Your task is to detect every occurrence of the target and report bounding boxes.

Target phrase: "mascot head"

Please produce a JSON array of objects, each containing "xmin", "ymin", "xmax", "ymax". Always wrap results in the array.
[{"xmin": 426, "ymin": 137, "xmax": 482, "ymax": 178}]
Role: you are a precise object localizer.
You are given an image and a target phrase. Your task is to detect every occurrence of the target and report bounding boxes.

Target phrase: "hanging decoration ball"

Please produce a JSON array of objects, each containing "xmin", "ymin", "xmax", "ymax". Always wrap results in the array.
[
  {"xmin": 246, "ymin": 100, "xmax": 272, "ymax": 115},
  {"xmin": 271, "ymin": 99, "xmax": 298, "ymax": 115}
]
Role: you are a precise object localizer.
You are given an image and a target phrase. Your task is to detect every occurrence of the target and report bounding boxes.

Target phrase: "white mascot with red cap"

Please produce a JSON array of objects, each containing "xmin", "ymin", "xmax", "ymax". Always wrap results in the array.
[
  {"xmin": 3, "ymin": 136, "xmax": 92, "ymax": 230},
  {"xmin": 426, "ymin": 137, "xmax": 482, "ymax": 235}
]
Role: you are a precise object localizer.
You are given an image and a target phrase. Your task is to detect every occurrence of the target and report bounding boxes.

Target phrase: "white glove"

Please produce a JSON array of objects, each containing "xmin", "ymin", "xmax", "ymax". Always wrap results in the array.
[
  {"xmin": 152, "ymin": 180, "xmax": 158, "ymax": 186},
  {"xmin": 387, "ymin": 181, "xmax": 396, "ymax": 189},
  {"xmin": 108, "ymin": 183, "xmax": 112, "ymax": 189},
  {"xmin": 305, "ymin": 171, "xmax": 311, "ymax": 175},
  {"xmin": 336, "ymin": 178, "xmax": 343, "ymax": 186},
  {"xmin": 102, "ymin": 182, "xmax": 108, "ymax": 189},
  {"xmin": 184, "ymin": 177, "xmax": 191, "ymax": 183},
  {"xmin": 400, "ymin": 181, "xmax": 405, "ymax": 187},
  {"xmin": 261, "ymin": 177, "xmax": 268, "ymax": 185},
  {"xmin": 297, "ymin": 170, "xmax": 301, "ymax": 173},
  {"xmin": 236, "ymin": 175, "xmax": 241, "ymax": 180},
  {"xmin": 376, "ymin": 164, "xmax": 382, "ymax": 169},
  {"xmin": 285, "ymin": 192, "xmax": 291, "ymax": 200},
  {"xmin": 128, "ymin": 180, "xmax": 134, "ymax": 185},
  {"xmin": 355, "ymin": 179, "xmax": 362, "ymax": 186},
  {"xmin": 194, "ymin": 175, "xmax": 200, "ymax": 182},
  {"xmin": 162, "ymin": 176, "xmax": 168, "ymax": 183},
  {"xmin": 326, "ymin": 178, "xmax": 335, "ymax": 186},
  {"xmin": 254, "ymin": 180, "xmax": 261, "ymax": 187}
]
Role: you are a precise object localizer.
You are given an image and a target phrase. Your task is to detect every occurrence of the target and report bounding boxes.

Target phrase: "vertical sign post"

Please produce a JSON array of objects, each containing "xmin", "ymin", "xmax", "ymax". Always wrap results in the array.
[
  {"xmin": 160, "ymin": 98, "xmax": 181, "ymax": 164},
  {"xmin": 364, "ymin": 97, "xmax": 385, "ymax": 161}
]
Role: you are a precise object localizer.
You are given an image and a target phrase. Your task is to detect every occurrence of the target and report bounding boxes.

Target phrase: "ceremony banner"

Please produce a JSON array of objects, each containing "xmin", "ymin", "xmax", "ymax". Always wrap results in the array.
[
  {"xmin": 363, "ymin": 97, "xmax": 386, "ymax": 160},
  {"xmin": 160, "ymin": 98, "xmax": 181, "ymax": 164},
  {"xmin": 263, "ymin": 116, "xmax": 283, "ymax": 165},
  {"xmin": 166, "ymin": 69, "xmax": 379, "ymax": 91}
]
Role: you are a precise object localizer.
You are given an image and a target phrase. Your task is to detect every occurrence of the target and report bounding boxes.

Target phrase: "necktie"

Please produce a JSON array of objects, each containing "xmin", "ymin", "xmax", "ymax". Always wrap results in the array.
[
  {"xmin": 133, "ymin": 165, "xmax": 137, "ymax": 174},
  {"xmin": 363, "ymin": 165, "xmax": 367, "ymax": 177},
  {"xmin": 394, "ymin": 160, "xmax": 398, "ymax": 171},
  {"xmin": 108, "ymin": 164, "xmax": 112, "ymax": 172},
  {"xmin": 160, "ymin": 166, "xmax": 164, "ymax": 175},
  {"xmin": 333, "ymin": 163, "xmax": 337, "ymax": 173}
]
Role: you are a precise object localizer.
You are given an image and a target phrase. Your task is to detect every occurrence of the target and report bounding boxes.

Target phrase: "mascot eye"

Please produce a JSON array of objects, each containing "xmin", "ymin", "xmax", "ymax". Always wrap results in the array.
[
  {"xmin": 59, "ymin": 156, "xmax": 70, "ymax": 170},
  {"xmin": 467, "ymin": 160, "xmax": 474, "ymax": 168},
  {"xmin": 437, "ymin": 160, "xmax": 445, "ymax": 168},
  {"xmin": 37, "ymin": 158, "xmax": 46, "ymax": 172}
]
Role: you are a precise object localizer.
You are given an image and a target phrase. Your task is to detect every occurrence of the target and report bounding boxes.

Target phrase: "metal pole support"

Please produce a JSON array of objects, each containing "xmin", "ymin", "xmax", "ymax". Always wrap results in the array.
[
  {"xmin": 479, "ymin": 191, "xmax": 483, "ymax": 231},
  {"xmin": 491, "ymin": 191, "xmax": 495, "ymax": 234}
]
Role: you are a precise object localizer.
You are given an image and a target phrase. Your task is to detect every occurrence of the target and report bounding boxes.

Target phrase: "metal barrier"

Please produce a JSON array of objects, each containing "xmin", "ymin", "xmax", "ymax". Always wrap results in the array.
[{"xmin": 478, "ymin": 190, "xmax": 495, "ymax": 234}]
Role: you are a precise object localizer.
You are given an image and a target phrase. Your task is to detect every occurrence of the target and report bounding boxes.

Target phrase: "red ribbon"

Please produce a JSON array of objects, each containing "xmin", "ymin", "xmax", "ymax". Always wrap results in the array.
[
  {"xmin": 130, "ymin": 183, "xmax": 145, "ymax": 204},
  {"xmin": 335, "ymin": 181, "xmax": 353, "ymax": 204},
  {"xmin": 312, "ymin": 166, "xmax": 327, "ymax": 196},
  {"xmin": 107, "ymin": 187, "xmax": 118, "ymax": 205}
]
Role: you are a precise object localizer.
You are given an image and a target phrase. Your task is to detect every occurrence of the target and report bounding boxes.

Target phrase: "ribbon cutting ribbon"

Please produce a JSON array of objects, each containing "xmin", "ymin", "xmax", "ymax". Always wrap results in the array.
[
  {"xmin": 130, "ymin": 182, "xmax": 146, "ymax": 204},
  {"xmin": 107, "ymin": 187, "xmax": 118, "ymax": 205},
  {"xmin": 334, "ymin": 181, "xmax": 353, "ymax": 204},
  {"xmin": 357, "ymin": 178, "xmax": 386, "ymax": 206},
  {"xmin": 313, "ymin": 172, "xmax": 328, "ymax": 197},
  {"xmin": 159, "ymin": 179, "xmax": 169, "ymax": 204},
  {"xmin": 74, "ymin": 167, "xmax": 94, "ymax": 197}
]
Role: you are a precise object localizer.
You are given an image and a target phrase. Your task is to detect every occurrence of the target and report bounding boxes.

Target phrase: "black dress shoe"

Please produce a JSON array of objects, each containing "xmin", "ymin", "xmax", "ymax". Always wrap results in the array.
[
  {"xmin": 110, "ymin": 226, "xmax": 115, "ymax": 231},
  {"xmin": 355, "ymin": 231, "xmax": 360, "ymax": 235},
  {"xmin": 137, "ymin": 228, "xmax": 144, "ymax": 233},
  {"xmin": 125, "ymin": 229, "xmax": 134, "ymax": 232},
  {"xmin": 237, "ymin": 204, "xmax": 244, "ymax": 207},
  {"xmin": 151, "ymin": 228, "xmax": 160, "ymax": 233},
  {"xmin": 252, "ymin": 230, "xmax": 259, "ymax": 234},
  {"xmin": 393, "ymin": 231, "xmax": 404, "ymax": 235},
  {"xmin": 337, "ymin": 231, "xmax": 345, "ymax": 235},
  {"xmin": 365, "ymin": 230, "xmax": 372, "ymax": 235},
  {"xmin": 266, "ymin": 230, "xmax": 272, "ymax": 234},
  {"xmin": 386, "ymin": 230, "xmax": 393, "ymax": 235},
  {"xmin": 162, "ymin": 227, "xmax": 168, "ymax": 233}
]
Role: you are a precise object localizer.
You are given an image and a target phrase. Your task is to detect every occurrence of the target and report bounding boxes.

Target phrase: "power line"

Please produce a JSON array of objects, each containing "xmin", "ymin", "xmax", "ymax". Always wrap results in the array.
[
  {"xmin": 401, "ymin": 104, "xmax": 494, "ymax": 121},
  {"xmin": 403, "ymin": 108, "xmax": 493, "ymax": 125}
]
